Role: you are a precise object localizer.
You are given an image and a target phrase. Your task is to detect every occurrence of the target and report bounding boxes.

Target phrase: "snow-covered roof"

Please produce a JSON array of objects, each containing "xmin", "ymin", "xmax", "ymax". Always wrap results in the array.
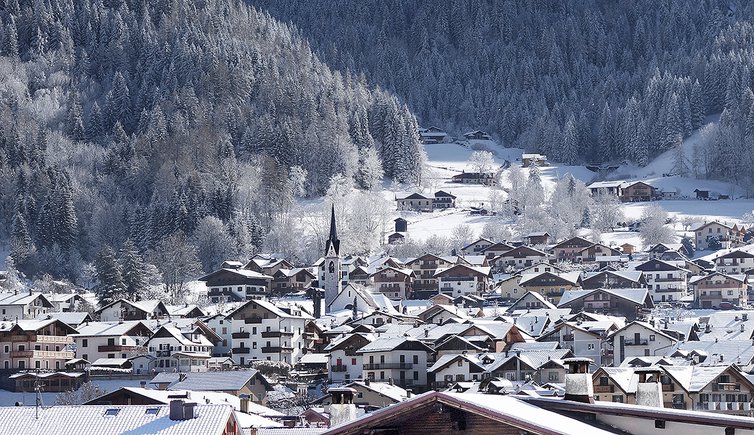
[
  {"xmin": 558, "ymin": 288, "xmax": 649, "ymax": 307},
  {"xmin": 346, "ymin": 381, "xmax": 409, "ymax": 402},
  {"xmin": 0, "ymin": 403, "xmax": 237, "ymax": 435},
  {"xmin": 298, "ymin": 353, "xmax": 328, "ymax": 365},
  {"xmin": 0, "ymin": 291, "xmax": 53, "ymax": 307},
  {"xmin": 356, "ymin": 336, "xmax": 428, "ymax": 353},
  {"xmin": 587, "ymin": 180, "xmax": 625, "ymax": 189},
  {"xmin": 169, "ymin": 370, "xmax": 268, "ymax": 392}
]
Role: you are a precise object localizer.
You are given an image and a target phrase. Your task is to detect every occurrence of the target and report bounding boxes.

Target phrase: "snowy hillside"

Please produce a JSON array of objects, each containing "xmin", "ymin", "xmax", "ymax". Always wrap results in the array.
[{"xmin": 390, "ymin": 131, "xmax": 754, "ymax": 252}]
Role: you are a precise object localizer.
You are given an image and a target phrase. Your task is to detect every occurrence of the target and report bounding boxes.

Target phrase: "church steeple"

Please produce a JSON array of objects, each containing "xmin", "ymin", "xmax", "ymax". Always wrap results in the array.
[
  {"xmin": 325, "ymin": 204, "xmax": 340, "ymax": 256},
  {"xmin": 323, "ymin": 204, "xmax": 342, "ymax": 311}
]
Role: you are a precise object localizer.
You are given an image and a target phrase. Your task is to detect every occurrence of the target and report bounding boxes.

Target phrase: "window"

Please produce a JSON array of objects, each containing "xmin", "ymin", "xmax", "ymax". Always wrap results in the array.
[
  {"xmin": 413, "ymin": 371, "xmax": 419, "ymax": 380},
  {"xmin": 649, "ymin": 335, "xmax": 656, "ymax": 342},
  {"xmin": 81, "ymin": 339, "xmax": 88, "ymax": 348},
  {"xmin": 145, "ymin": 408, "xmax": 160, "ymax": 415},
  {"xmin": 612, "ymin": 395, "xmax": 624, "ymax": 403},
  {"xmin": 587, "ymin": 343, "xmax": 595, "ymax": 350},
  {"xmin": 413, "ymin": 355, "xmax": 418, "ymax": 364}
]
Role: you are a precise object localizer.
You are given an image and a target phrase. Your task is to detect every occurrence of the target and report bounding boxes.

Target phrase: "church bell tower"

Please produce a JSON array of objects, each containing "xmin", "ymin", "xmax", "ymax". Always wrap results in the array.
[{"xmin": 323, "ymin": 204, "xmax": 341, "ymax": 310}]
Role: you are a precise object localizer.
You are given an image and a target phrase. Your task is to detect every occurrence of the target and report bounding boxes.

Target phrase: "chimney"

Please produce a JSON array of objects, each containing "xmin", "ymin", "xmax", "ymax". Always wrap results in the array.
[
  {"xmin": 406, "ymin": 389, "xmax": 412, "ymax": 398},
  {"xmin": 742, "ymin": 324, "xmax": 746, "ymax": 333},
  {"xmin": 635, "ymin": 367, "xmax": 664, "ymax": 408},
  {"xmin": 140, "ymin": 380, "xmax": 147, "ymax": 389},
  {"xmin": 563, "ymin": 358, "xmax": 594, "ymax": 404},
  {"xmin": 705, "ymin": 324, "xmax": 711, "ymax": 333},
  {"xmin": 168, "ymin": 399, "xmax": 197, "ymax": 420},
  {"xmin": 178, "ymin": 373, "xmax": 187, "ymax": 382},
  {"xmin": 328, "ymin": 387, "xmax": 357, "ymax": 427},
  {"xmin": 744, "ymin": 314, "xmax": 749, "ymax": 322},
  {"xmin": 239, "ymin": 394, "xmax": 250, "ymax": 413},
  {"xmin": 313, "ymin": 289, "xmax": 322, "ymax": 319},
  {"xmin": 388, "ymin": 378, "xmax": 394, "ymax": 386},
  {"xmin": 364, "ymin": 378, "xmax": 370, "ymax": 386}
]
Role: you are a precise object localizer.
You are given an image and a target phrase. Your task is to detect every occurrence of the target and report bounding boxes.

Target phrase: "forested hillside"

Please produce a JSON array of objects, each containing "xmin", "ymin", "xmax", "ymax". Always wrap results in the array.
[
  {"xmin": 0, "ymin": 0, "xmax": 423, "ymax": 291},
  {"xmin": 253, "ymin": 0, "xmax": 754, "ymax": 185}
]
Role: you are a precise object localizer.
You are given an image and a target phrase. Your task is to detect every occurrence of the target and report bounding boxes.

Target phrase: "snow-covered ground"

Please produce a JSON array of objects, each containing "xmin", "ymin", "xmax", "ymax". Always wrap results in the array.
[{"xmin": 388, "ymin": 127, "xmax": 754, "ymax": 250}]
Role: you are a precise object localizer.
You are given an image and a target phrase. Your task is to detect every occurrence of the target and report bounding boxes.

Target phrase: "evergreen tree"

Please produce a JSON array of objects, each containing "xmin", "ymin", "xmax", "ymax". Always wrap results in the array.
[
  {"xmin": 95, "ymin": 246, "xmax": 126, "ymax": 305},
  {"xmin": 119, "ymin": 239, "xmax": 148, "ymax": 300}
]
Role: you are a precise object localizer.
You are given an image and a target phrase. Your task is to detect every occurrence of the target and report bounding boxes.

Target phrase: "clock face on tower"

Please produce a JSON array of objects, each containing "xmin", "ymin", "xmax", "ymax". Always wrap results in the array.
[{"xmin": 329, "ymin": 261, "xmax": 335, "ymax": 274}]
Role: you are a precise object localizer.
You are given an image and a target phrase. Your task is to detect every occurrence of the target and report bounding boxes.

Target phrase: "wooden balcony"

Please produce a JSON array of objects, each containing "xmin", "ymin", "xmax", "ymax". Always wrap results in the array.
[
  {"xmin": 594, "ymin": 385, "xmax": 614, "ymax": 393},
  {"xmin": 98, "ymin": 345, "xmax": 139, "ymax": 352},
  {"xmin": 10, "ymin": 350, "xmax": 74, "ymax": 359},
  {"xmin": 261, "ymin": 331, "xmax": 294, "ymax": 338},
  {"xmin": 232, "ymin": 347, "xmax": 250, "ymax": 354},
  {"xmin": 363, "ymin": 363, "xmax": 413, "ymax": 370},
  {"xmin": 231, "ymin": 332, "xmax": 250, "ymax": 339},
  {"xmin": 261, "ymin": 346, "xmax": 293, "ymax": 354}
]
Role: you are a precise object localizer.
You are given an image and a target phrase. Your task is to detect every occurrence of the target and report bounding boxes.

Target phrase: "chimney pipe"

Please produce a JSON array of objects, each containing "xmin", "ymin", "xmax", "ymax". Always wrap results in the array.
[
  {"xmin": 563, "ymin": 358, "xmax": 594, "ymax": 404},
  {"xmin": 635, "ymin": 367, "xmax": 664, "ymax": 408},
  {"xmin": 239, "ymin": 394, "xmax": 250, "ymax": 413},
  {"xmin": 169, "ymin": 399, "xmax": 197, "ymax": 420}
]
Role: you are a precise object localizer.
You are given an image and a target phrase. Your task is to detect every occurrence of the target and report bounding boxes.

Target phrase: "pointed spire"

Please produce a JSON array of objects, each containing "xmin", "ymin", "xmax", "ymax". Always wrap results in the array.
[
  {"xmin": 325, "ymin": 203, "xmax": 340, "ymax": 256},
  {"xmin": 329, "ymin": 204, "xmax": 338, "ymax": 242}
]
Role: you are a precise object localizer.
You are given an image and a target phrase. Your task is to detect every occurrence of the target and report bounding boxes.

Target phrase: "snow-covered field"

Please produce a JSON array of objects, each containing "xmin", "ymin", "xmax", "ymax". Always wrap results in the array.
[{"xmin": 388, "ymin": 127, "xmax": 754, "ymax": 251}]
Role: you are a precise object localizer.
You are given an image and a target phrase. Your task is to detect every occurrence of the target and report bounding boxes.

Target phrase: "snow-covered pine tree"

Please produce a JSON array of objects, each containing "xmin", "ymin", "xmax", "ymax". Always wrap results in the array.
[
  {"xmin": 119, "ymin": 239, "xmax": 148, "ymax": 301},
  {"xmin": 95, "ymin": 246, "xmax": 127, "ymax": 305}
]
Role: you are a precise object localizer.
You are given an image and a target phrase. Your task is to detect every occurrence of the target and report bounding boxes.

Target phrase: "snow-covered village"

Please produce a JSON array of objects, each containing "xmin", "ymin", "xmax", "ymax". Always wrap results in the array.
[{"xmin": 6, "ymin": 1, "xmax": 754, "ymax": 435}]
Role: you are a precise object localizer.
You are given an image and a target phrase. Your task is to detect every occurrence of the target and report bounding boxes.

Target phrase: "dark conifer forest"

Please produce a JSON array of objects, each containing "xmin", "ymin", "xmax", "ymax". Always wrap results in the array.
[{"xmin": 2, "ymin": 0, "xmax": 754, "ymax": 286}]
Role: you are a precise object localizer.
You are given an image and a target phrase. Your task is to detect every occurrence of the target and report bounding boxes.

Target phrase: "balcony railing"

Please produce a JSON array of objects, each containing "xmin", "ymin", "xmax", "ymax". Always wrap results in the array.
[
  {"xmin": 11, "ymin": 335, "xmax": 71, "ymax": 343},
  {"xmin": 231, "ymin": 332, "xmax": 250, "ymax": 339},
  {"xmin": 10, "ymin": 350, "xmax": 74, "ymax": 359},
  {"xmin": 696, "ymin": 402, "xmax": 751, "ymax": 412},
  {"xmin": 594, "ymin": 385, "xmax": 614, "ymax": 393},
  {"xmin": 262, "ymin": 346, "xmax": 293, "ymax": 353},
  {"xmin": 624, "ymin": 339, "xmax": 648, "ymax": 346},
  {"xmin": 440, "ymin": 276, "xmax": 477, "ymax": 282},
  {"xmin": 330, "ymin": 365, "xmax": 348, "ymax": 372},
  {"xmin": 232, "ymin": 347, "xmax": 250, "ymax": 354},
  {"xmin": 653, "ymin": 277, "xmax": 683, "ymax": 283},
  {"xmin": 363, "ymin": 363, "xmax": 413, "ymax": 370},
  {"xmin": 261, "ymin": 331, "xmax": 294, "ymax": 338},
  {"xmin": 662, "ymin": 383, "xmax": 675, "ymax": 392},
  {"xmin": 98, "ymin": 345, "xmax": 139, "ymax": 352},
  {"xmin": 562, "ymin": 334, "xmax": 574, "ymax": 341},
  {"xmin": 244, "ymin": 318, "xmax": 264, "ymax": 324}
]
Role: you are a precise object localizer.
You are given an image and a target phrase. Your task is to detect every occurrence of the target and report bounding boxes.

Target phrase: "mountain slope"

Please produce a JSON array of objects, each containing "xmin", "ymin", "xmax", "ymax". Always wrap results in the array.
[
  {"xmin": 251, "ymin": 0, "xmax": 754, "ymax": 176},
  {"xmin": 0, "ymin": 0, "xmax": 422, "ymax": 282}
]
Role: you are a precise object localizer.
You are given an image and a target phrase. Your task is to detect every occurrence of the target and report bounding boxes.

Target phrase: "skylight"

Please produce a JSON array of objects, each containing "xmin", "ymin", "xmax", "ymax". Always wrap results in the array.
[
  {"xmin": 145, "ymin": 408, "xmax": 160, "ymax": 415},
  {"xmin": 104, "ymin": 408, "xmax": 120, "ymax": 417}
]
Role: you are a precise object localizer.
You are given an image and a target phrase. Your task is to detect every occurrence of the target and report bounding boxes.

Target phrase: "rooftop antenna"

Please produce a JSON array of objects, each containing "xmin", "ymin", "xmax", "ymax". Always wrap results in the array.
[{"xmin": 34, "ymin": 370, "xmax": 43, "ymax": 420}]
